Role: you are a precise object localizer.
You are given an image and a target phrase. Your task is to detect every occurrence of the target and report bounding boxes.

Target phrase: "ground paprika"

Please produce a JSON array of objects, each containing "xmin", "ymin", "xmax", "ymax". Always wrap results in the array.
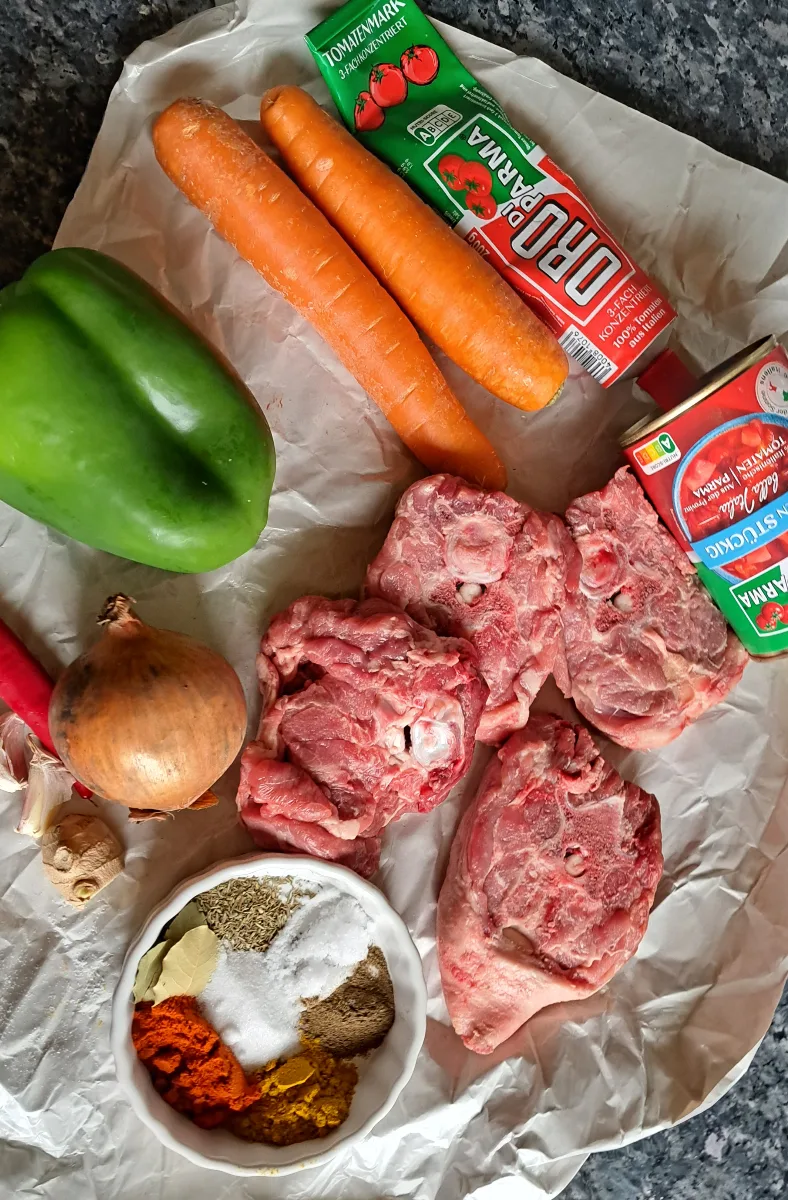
[{"xmin": 132, "ymin": 996, "xmax": 259, "ymax": 1128}]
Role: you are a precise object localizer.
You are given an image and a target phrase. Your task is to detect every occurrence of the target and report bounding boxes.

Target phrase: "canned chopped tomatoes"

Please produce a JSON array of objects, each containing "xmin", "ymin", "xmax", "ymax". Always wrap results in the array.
[{"xmin": 622, "ymin": 336, "xmax": 788, "ymax": 655}]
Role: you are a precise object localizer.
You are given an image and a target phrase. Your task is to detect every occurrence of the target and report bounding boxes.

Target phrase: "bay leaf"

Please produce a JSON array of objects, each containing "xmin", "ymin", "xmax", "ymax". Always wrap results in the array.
[
  {"xmin": 152, "ymin": 925, "xmax": 219, "ymax": 1004},
  {"xmin": 133, "ymin": 941, "xmax": 169, "ymax": 1003},
  {"xmin": 164, "ymin": 899, "xmax": 204, "ymax": 944}
]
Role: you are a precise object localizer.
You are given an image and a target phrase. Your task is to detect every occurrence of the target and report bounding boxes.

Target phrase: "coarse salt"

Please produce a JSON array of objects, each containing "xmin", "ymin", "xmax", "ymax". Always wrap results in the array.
[{"xmin": 198, "ymin": 881, "xmax": 371, "ymax": 1070}]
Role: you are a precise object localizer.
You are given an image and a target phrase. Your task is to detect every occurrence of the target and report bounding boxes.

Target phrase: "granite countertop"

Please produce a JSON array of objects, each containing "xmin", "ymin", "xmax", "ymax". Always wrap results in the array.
[{"xmin": 1, "ymin": 1, "xmax": 787, "ymax": 1196}]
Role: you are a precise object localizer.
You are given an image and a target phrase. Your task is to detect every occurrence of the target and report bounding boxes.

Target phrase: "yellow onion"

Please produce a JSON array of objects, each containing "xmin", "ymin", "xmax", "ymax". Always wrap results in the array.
[{"xmin": 49, "ymin": 596, "xmax": 247, "ymax": 811}]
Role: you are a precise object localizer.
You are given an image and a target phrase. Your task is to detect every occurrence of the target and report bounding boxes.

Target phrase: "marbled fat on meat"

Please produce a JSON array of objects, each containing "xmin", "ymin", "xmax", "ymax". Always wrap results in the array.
[
  {"xmin": 561, "ymin": 467, "xmax": 749, "ymax": 749},
  {"xmin": 365, "ymin": 474, "xmax": 575, "ymax": 744},
  {"xmin": 437, "ymin": 713, "xmax": 663, "ymax": 1054},
  {"xmin": 236, "ymin": 595, "xmax": 488, "ymax": 876}
]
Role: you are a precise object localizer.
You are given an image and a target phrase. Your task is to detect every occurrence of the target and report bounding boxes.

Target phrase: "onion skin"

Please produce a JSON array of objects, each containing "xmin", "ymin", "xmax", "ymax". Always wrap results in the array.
[{"xmin": 49, "ymin": 596, "xmax": 247, "ymax": 811}]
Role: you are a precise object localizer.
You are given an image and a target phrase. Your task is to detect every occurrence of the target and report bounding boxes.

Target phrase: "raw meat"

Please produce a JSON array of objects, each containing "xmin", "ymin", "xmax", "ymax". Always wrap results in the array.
[
  {"xmin": 437, "ymin": 713, "xmax": 662, "ymax": 1054},
  {"xmin": 237, "ymin": 746, "xmax": 381, "ymax": 876},
  {"xmin": 365, "ymin": 474, "xmax": 576, "ymax": 744},
  {"xmin": 236, "ymin": 595, "xmax": 488, "ymax": 876},
  {"xmin": 561, "ymin": 467, "xmax": 749, "ymax": 750}
]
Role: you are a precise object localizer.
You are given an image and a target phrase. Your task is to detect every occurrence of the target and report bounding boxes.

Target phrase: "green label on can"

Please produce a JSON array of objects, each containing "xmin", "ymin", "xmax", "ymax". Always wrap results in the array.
[{"xmin": 699, "ymin": 560, "xmax": 788, "ymax": 656}]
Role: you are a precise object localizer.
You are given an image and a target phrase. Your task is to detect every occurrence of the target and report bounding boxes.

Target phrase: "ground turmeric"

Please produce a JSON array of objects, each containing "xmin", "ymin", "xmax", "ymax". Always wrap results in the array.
[
  {"xmin": 228, "ymin": 1039, "xmax": 358, "ymax": 1145},
  {"xmin": 132, "ymin": 996, "xmax": 260, "ymax": 1128}
]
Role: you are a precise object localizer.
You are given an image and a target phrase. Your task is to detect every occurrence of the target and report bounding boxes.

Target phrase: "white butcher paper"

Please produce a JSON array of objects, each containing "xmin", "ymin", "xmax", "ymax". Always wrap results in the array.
[{"xmin": 0, "ymin": 1, "xmax": 787, "ymax": 1197}]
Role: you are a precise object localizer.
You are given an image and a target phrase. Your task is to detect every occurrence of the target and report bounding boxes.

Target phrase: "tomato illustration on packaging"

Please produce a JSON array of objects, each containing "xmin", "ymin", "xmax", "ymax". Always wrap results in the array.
[
  {"xmin": 307, "ymin": 0, "xmax": 675, "ymax": 387},
  {"xmin": 623, "ymin": 338, "xmax": 788, "ymax": 657},
  {"xmin": 369, "ymin": 62, "xmax": 408, "ymax": 107},
  {"xmin": 438, "ymin": 153, "xmax": 465, "ymax": 190},
  {"xmin": 354, "ymin": 90, "xmax": 385, "ymax": 132},
  {"xmin": 401, "ymin": 44, "xmax": 439, "ymax": 85},
  {"xmin": 459, "ymin": 161, "xmax": 492, "ymax": 195},
  {"xmin": 466, "ymin": 192, "xmax": 497, "ymax": 220},
  {"xmin": 756, "ymin": 601, "xmax": 785, "ymax": 630}
]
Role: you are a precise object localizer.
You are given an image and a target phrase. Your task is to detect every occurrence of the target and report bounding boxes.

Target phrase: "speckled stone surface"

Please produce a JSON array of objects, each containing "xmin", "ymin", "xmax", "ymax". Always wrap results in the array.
[
  {"xmin": 0, "ymin": 0, "xmax": 207, "ymax": 286},
  {"xmin": 1, "ymin": 1, "xmax": 787, "ymax": 1196},
  {"xmin": 565, "ymin": 1000, "xmax": 788, "ymax": 1198},
  {"xmin": 430, "ymin": 0, "xmax": 788, "ymax": 180}
]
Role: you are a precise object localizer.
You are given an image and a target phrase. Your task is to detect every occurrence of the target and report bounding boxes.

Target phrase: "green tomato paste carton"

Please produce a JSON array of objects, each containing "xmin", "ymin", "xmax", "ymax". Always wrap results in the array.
[{"xmin": 306, "ymin": 0, "xmax": 675, "ymax": 387}]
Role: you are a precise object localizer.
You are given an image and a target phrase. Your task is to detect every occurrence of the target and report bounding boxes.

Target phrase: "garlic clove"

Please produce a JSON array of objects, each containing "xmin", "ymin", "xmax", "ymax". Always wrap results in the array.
[
  {"xmin": 17, "ymin": 738, "xmax": 74, "ymax": 840},
  {"xmin": 0, "ymin": 712, "xmax": 28, "ymax": 792}
]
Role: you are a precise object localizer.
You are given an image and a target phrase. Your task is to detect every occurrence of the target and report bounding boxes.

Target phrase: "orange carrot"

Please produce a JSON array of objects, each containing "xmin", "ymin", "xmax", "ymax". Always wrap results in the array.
[
  {"xmin": 259, "ymin": 86, "xmax": 568, "ymax": 414},
  {"xmin": 152, "ymin": 99, "xmax": 506, "ymax": 491}
]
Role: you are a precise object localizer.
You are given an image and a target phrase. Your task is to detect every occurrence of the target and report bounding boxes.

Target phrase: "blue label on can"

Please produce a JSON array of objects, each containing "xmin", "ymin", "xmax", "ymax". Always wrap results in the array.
[{"xmin": 673, "ymin": 413, "xmax": 788, "ymax": 581}]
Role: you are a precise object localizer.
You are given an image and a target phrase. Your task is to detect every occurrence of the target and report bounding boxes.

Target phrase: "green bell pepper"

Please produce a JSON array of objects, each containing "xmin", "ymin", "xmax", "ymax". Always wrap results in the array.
[{"xmin": 0, "ymin": 248, "xmax": 275, "ymax": 573}]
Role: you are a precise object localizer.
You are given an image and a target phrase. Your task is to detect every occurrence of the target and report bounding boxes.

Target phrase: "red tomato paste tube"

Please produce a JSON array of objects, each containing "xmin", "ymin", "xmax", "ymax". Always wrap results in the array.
[
  {"xmin": 307, "ymin": 0, "xmax": 676, "ymax": 387},
  {"xmin": 622, "ymin": 337, "xmax": 788, "ymax": 656}
]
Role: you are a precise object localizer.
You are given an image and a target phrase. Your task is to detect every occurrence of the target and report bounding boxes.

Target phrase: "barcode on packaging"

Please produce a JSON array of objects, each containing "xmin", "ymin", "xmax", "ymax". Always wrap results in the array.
[{"xmin": 559, "ymin": 326, "xmax": 616, "ymax": 384}]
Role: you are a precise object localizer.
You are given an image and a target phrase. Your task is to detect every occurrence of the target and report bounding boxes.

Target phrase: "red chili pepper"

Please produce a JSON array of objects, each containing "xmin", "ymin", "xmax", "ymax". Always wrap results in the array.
[{"xmin": 0, "ymin": 615, "xmax": 91, "ymax": 798}]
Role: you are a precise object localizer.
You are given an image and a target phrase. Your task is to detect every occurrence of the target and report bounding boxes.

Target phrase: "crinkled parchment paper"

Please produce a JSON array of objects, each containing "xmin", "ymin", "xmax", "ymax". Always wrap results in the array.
[{"xmin": 1, "ymin": 2, "xmax": 788, "ymax": 1197}]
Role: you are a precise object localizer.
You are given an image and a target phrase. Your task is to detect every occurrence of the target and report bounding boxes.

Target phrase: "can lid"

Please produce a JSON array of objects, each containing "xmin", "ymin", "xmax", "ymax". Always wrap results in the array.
[
  {"xmin": 635, "ymin": 348, "xmax": 697, "ymax": 411},
  {"xmin": 621, "ymin": 335, "xmax": 778, "ymax": 447}
]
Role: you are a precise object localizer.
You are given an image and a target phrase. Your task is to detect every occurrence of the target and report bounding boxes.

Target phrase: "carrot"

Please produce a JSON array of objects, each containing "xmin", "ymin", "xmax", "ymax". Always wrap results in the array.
[
  {"xmin": 152, "ymin": 99, "xmax": 506, "ymax": 491},
  {"xmin": 259, "ymin": 86, "xmax": 568, "ymax": 414}
]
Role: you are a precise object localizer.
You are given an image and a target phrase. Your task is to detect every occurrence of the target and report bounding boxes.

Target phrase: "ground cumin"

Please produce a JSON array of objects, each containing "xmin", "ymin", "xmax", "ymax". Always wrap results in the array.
[
  {"xmin": 132, "ymin": 996, "xmax": 259, "ymax": 1128},
  {"xmin": 300, "ymin": 945, "xmax": 395, "ymax": 1057},
  {"xmin": 228, "ymin": 1039, "xmax": 357, "ymax": 1145}
]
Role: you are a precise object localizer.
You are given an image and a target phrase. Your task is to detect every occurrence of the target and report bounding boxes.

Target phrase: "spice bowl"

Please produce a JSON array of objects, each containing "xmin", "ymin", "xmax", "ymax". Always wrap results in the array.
[{"xmin": 111, "ymin": 854, "xmax": 427, "ymax": 1176}]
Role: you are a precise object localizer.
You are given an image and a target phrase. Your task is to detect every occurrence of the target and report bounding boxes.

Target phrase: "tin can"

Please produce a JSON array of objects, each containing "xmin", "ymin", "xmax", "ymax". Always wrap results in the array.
[{"xmin": 622, "ymin": 336, "xmax": 788, "ymax": 656}]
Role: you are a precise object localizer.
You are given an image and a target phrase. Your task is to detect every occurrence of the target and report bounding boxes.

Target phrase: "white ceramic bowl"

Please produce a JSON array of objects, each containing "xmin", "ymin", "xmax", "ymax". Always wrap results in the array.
[{"xmin": 111, "ymin": 854, "xmax": 427, "ymax": 1175}]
